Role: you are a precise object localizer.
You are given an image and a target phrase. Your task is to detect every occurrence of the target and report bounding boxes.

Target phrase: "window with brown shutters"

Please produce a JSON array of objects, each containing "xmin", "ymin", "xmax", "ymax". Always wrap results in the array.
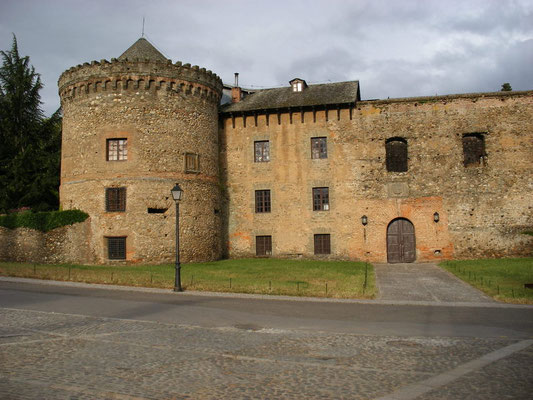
[
  {"xmin": 255, "ymin": 190, "xmax": 271, "ymax": 213},
  {"xmin": 314, "ymin": 234, "xmax": 331, "ymax": 255},
  {"xmin": 105, "ymin": 187, "xmax": 126, "ymax": 212},
  {"xmin": 256, "ymin": 235, "xmax": 272, "ymax": 256},
  {"xmin": 386, "ymin": 137, "xmax": 408, "ymax": 172},
  {"xmin": 313, "ymin": 187, "xmax": 329, "ymax": 211},
  {"xmin": 107, "ymin": 237, "xmax": 126, "ymax": 260},
  {"xmin": 311, "ymin": 137, "xmax": 327, "ymax": 159},
  {"xmin": 106, "ymin": 139, "xmax": 127, "ymax": 161},
  {"xmin": 254, "ymin": 141, "xmax": 270, "ymax": 162},
  {"xmin": 462, "ymin": 133, "xmax": 486, "ymax": 167},
  {"xmin": 185, "ymin": 153, "xmax": 200, "ymax": 173}
]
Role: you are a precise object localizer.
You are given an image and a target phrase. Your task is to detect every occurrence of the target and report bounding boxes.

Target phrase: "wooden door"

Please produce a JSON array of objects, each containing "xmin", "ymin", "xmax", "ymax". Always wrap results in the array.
[{"xmin": 387, "ymin": 219, "xmax": 416, "ymax": 263}]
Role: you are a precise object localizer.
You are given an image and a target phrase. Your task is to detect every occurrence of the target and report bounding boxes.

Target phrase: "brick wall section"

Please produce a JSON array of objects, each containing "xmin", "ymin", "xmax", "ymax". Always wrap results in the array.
[
  {"xmin": 59, "ymin": 59, "xmax": 223, "ymax": 264},
  {"xmin": 220, "ymin": 91, "xmax": 533, "ymax": 262},
  {"xmin": 0, "ymin": 220, "xmax": 92, "ymax": 264}
]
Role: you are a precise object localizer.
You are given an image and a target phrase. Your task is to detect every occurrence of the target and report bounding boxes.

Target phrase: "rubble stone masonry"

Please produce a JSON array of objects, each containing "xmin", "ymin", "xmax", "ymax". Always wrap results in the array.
[{"xmin": 221, "ymin": 91, "xmax": 533, "ymax": 262}]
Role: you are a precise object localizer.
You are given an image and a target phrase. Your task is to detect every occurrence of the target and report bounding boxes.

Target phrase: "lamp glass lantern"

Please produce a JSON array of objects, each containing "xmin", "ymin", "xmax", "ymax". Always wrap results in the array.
[
  {"xmin": 433, "ymin": 212, "xmax": 440, "ymax": 223},
  {"xmin": 171, "ymin": 184, "xmax": 183, "ymax": 202},
  {"xmin": 361, "ymin": 215, "xmax": 368, "ymax": 226}
]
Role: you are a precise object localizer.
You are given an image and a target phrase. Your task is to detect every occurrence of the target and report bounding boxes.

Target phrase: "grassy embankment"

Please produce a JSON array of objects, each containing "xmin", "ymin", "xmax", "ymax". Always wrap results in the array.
[
  {"xmin": 441, "ymin": 258, "xmax": 533, "ymax": 304},
  {"xmin": 0, "ymin": 258, "xmax": 375, "ymax": 299}
]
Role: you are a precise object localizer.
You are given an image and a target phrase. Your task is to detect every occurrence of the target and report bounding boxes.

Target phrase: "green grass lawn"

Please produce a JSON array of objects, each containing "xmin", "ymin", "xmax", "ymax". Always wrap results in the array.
[
  {"xmin": 0, "ymin": 258, "xmax": 375, "ymax": 299},
  {"xmin": 440, "ymin": 258, "xmax": 533, "ymax": 304}
]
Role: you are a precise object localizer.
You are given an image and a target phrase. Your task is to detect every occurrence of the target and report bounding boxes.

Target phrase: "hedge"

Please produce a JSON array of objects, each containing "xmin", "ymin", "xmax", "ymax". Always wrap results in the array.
[{"xmin": 0, "ymin": 210, "xmax": 89, "ymax": 232}]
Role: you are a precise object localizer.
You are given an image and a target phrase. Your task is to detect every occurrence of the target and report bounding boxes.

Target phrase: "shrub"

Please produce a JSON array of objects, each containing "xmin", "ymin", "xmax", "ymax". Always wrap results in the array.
[{"xmin": 0, "ymin": 210, "xmax": 89, "ymax": 232}]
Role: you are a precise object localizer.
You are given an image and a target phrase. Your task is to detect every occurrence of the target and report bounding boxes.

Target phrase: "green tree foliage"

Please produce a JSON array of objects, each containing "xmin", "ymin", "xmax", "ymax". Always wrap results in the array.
[
  {"xmin": 0, "ymin": 35, "xmax": 61, "ymax": 212},
  {"xmin": 501, "ymin": 82, "xmax": 512, "ymax": 91}
]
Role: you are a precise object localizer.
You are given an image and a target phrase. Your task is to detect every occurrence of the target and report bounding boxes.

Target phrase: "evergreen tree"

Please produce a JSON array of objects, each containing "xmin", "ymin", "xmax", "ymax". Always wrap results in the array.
[
  {"xmin": 501, "ymin": 82, "xmax": 512, "ymax": 91},
  {"xmin": 0, "ymin": 35, "xmax": 60, "ymax": 212}
]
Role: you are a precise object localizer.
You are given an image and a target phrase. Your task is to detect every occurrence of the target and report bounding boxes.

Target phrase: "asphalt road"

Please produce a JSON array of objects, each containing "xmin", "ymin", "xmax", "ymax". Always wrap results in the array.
[{"xmin": 1, "ymin": 279, "xmax": 532, "ymax": 399}]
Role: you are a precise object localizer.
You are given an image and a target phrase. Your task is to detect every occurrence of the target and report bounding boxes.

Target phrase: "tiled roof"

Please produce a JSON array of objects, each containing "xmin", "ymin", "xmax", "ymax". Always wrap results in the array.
[
  {"xmin": 221, "ymin": 80, "xmax": 360, "ymax": 113},
  {"xmin": 118, "ymin": 38, "xmax": 167, "ymax": 62}
]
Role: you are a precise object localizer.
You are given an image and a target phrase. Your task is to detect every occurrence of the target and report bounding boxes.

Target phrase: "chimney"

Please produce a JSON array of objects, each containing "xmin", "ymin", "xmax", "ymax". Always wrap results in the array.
[{"xmin": 231, "ymin": 72, "xmax": 242, "ymax": 103}]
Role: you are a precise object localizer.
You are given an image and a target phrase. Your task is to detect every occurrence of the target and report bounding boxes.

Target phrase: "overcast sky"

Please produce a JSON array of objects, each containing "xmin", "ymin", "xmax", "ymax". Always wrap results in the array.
[{"xmin": 1, "ymin": 0, "xmax": 532, "ymax": 116}]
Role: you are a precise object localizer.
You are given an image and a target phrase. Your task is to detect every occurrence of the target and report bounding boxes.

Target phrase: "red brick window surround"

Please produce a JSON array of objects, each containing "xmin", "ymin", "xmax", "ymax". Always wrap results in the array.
[
  {"xmin": 106, "ymin": 138, "xmax": 127, "ymax": 161},
  {"xmin": 256, "ymin": 235, "xmax": 272, "ymax": 256},
  {"xmin": 311, "ymin": 137, "xmax": 327, "ymax": 159},
  {"xmin": 255, "ymin": 190, "xmax": 271, "ymax": 213},
  {"xmin": 107, "ymin": 236, "xmax": 126, "ymax": 260},
  {"xmin": 313, "ymin": 187, "xmax": 330, "ymax": 211},
  {"xmin": 254, "ymin": 140, "xmax": 270, "ymax": 162},
  {"xmin": 105, "ymin": 187, "xmax": 126, "ymax": 212},
  {"xmin": 314, "ymin": 234, "xmax": 331, "ymax": 255}
]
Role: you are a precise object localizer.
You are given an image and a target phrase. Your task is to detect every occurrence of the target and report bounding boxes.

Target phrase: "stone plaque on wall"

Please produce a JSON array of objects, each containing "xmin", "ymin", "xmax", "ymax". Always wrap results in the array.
[{"xmin": 387, "ymin": 182, "xmax": 409, "ymax": 198}]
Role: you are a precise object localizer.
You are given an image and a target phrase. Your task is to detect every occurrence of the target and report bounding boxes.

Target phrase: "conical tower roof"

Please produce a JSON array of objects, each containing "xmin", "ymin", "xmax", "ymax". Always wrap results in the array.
[{"xmin": 118, "ymin": 38, "xmax": 167, "ymax": 62}]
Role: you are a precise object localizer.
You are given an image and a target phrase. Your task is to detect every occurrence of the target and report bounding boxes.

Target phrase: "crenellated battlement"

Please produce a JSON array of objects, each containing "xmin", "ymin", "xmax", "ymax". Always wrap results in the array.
[{"xmin": 58, "ymin": 57, "xmax": 223, "ymax": 104}]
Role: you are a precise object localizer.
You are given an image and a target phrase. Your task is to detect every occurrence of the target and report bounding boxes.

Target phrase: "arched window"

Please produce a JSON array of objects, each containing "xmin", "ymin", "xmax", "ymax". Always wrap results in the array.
[
  {"xmin": 462, "ymin": 133, "xmax": 486, "ymax": 167},
  {"xmin": 386, "ymin": 137, "xmax": 408, "ymax": 172}
]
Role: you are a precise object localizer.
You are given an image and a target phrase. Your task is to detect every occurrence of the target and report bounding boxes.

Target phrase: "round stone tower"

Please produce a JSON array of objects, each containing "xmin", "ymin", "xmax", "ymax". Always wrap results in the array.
[{"xmin": 58, "ymin": 38, "xmax": 223, "ymax": 263}]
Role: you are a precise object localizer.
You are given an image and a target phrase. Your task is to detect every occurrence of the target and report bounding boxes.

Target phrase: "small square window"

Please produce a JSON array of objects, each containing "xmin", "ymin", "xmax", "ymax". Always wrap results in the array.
[
  {"xmin": 256, "ymin": 235, "xmax": 272, "ymax": 256},
  {"xmin": 105, "ymin": 187, "xmax": 126, "ymax": 212},
  {"xmin": 185, "ymin": 153, "xmax": 200, "ymax": 173},
  {"xmin": 255, "ymin": 190, "xmax": 271, "ymax": 213},
  {"xmin": 107, "ymin": 237, "xmax": 126, "ymax": 260},
  {"xmin": 314, "ymin": 234, "xmax": 331, "ymax": 255},
  {"xmin": 107, "ymin": 139, "xmax": 127, "ymax": 161},
  {"xmin": 311, "ymin": 137, "xmax": 327, "ymax": 159},
  {"xmin": 313, "ymin": 187, "xmax": 329, "ymax": 211},
  {"xmin": 254, "ymin": 141, "xmax": 270, "ymax": 162}
]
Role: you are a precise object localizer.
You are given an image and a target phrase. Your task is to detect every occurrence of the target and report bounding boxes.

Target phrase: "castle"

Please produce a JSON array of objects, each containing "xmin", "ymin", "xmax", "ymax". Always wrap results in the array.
[{"xmin": 57, "ymin": 38, "xmax": 533, "ymax": 264}]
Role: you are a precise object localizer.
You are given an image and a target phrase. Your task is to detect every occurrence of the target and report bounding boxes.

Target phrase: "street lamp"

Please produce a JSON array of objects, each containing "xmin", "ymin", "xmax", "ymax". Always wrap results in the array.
[{"xmin": 171, "ymin": 183, "xmax": 183, "ymax": 292}]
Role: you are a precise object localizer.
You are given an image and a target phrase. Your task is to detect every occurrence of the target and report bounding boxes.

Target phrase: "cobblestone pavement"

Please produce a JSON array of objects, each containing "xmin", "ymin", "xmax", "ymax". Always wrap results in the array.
[{"xmin": 1, "ymin": 307, "xmax": 532, "ymax": 399}]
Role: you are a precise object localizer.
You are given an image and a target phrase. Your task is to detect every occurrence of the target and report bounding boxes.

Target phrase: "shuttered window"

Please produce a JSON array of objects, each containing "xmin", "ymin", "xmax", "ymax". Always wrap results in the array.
[
  {"xmin": 255, "ymin": 190, "xmax": 271, "ymax": 213},
  {"xmin": 256, "ymin": 235, "xmax": 272, "ymax": 256},
  {"xmin": 314, "ymin": 234, "xmax": 331, "ymax": 255},
  {"xmin": 462, "ymin": 133, "xmax": 486, "ymax": 167},
  {"xmin": 185, "ymin": 153, "xmax": 200, "ymax": 173},
  {"xmin": 105, "ymin": 188, "xmax": 126, "ymax": 212},
  {"xmin": 386, "ymin": 138, "xmax": 408, "ymax": 172},
  {"xmin": 107, "ymin": 237, "xmax": 126, "ymax": 260}
]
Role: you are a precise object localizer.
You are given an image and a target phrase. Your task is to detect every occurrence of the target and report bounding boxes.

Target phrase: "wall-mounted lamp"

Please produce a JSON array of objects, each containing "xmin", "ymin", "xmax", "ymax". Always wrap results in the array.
[
  {"xmin": 361, "ymin": 215, "xmax": 368, "ymax": 226},
  {"xmin": 433, "ymin": 212, "xmax": 440, "ymax": 223}
]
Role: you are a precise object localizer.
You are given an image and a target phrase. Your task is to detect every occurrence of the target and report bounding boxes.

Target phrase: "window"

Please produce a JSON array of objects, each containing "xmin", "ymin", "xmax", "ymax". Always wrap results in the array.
[
  {"xmin": 254, "ymin": 141, "xmax": 270, "ymax": 162},
  {"xmin": 255, "ymin": 190, "xmax": 271, "ymax": 213},
  {"xmin": 107, "ymin": 237, "xmax": 126, "ymax": 260},
  {"xmin": 313, "ymin": 187, "xmax": 329, "ymax": 211},
  {"xmin": 185, "ymin": 153, "xmax": 200, "ymax": 173},
  {"xmin": 107, "ymin": 139, "xmax": 127, "ymax": 161},
  {"xmin": 462, "ymin": 133, "xmax": 486, "ymax": 167},
  {"xmin": 314, "ymin": 234, "xmax": 331, "ymax": 255},
  {"xmin": 386, "ymin": 137, "xmax": 408, "ymax": 172},
  {"xmin": 293, "ymin": 82, "xmax": 303, "ymax": 92},
  {"xmin": 256, "ymin": 235, "xmax": 272, "ymax": 256},
  {"xmin": 311, "ymin": 137, "xmax": 327, "ymax": 159},
  {"xmin": 105, "ymin": 187, "xmax": 126, "ymax": 212}
]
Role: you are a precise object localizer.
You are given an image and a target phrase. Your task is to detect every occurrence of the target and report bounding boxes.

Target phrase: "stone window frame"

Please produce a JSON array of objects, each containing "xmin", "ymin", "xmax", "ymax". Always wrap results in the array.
[
  {"xmin": 256, "ymin": 235, "xmax": 272, "ymax": 256},
  {"xmin": 314, "ymin": 234, "xmax": 331, "ymax": 255},
  {"xmin": 105, "ymin": 187, "xmax": 126, "ymax": 212},
  {"xmin": 106, "ymin": 138, "xmax": 128, "ymax": 161},
  {"xmin": 311, "ymin": 137, "xmax": 327, "ymax": 159},
  {"xmin": 312, "ymin": 187, "xmax": 330, "ymax": 211},
  {"xmin": 184, "ymin": 153, "xmax": 200, "ymax": 173},
  {"xmin": 106, "ymin": 236, "xmax": 126, "ymax": 260},
  {"xmin": 254, "ymin": 140, "xmax": 270, "ymax": 162},
  {"xmin": 255, "ymin": 189, "xmax": 271, "ymax": 213},
  {"xmin": 462, "ymin": 133, "xmax": 487, "ymax": 167},
  {"xmin": 385, "ymin": 137, "xmax": 408, "ymax": 172}
]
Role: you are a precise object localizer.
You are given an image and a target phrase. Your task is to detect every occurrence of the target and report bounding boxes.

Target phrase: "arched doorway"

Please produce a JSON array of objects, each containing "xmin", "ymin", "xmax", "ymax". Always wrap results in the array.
[{"xmin": 387, "ymin": 218, "xmax": 416, "ymax": 263}]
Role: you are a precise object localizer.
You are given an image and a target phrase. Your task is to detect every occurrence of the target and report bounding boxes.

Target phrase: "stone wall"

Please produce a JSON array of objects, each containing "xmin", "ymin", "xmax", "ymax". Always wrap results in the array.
[
  {"xmin": 59, "ymin": 58, "xmax": 223, "ymax": 264},
  {"xmin": 0, "ymin": 220, "xmax": 92, "ymax": 264},
  {"xmin": 221, "ymin": 91, "xmax": 533, "ymax": 262}
]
